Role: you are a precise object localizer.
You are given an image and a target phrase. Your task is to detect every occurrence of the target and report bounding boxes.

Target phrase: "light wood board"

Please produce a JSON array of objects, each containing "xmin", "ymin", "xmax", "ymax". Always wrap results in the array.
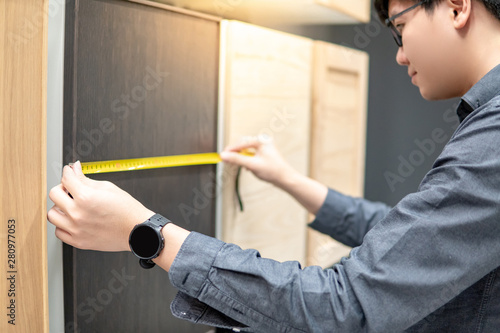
[
  {"xmin": 166, "ymin": 0, "xmax": 371, "ymax": 24},
  {"xmin": 316, "ymin": 0, "xmax": 371, "ymax": 22},
  {"xmin": 307, "ymin": 41, "xmax": 369, "ymax": 267},
  {"xmin": 220, "ymin": 20, "xmax": 312, "ymax": 264},
  {"xmin": 0, "ymin": 0, "xmax": 49, "ymax": 331}
]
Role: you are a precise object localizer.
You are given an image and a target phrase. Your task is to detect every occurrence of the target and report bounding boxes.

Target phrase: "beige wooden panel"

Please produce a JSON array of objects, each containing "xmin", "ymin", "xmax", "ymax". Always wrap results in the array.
[
  {"xmin": 316, "ymin": 0, "xmax": 371, "ymax": 23},
  {"xmin": 166, "ymin": 0, "xmax": 370, "ymax": 24},
  {"xmin": 307, "ymin": 41, "xmax": 369, "ymax": 268},
  {"xmin": 0, "ymin": 0, "xmax": 49, "ymax": 332},
  {"xmin": 220, "ymin": 21, "xmax": 312, "ymax": 264}
]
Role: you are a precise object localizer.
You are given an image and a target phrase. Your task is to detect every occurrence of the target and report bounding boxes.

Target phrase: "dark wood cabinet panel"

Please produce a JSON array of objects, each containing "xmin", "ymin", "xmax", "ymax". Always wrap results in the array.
[{"xmin": 63, "ymin": 0, "xmax": 219, "ymax": 331}]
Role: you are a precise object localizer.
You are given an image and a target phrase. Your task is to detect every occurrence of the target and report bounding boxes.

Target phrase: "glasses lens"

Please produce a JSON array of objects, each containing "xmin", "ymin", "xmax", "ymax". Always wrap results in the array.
[{"xmin": 389, "ymin": 23, "xmax": 403, "ymax": 47}]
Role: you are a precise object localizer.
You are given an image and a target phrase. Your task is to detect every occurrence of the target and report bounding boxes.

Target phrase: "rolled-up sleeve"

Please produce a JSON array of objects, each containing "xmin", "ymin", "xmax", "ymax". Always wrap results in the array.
[{"xmin": 169, "ymin": 98, "xmax": 500, "ymax": 332}]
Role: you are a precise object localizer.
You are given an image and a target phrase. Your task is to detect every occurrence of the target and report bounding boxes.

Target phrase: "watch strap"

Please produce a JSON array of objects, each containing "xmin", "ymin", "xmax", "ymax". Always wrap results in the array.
[
  {"xmin": 139, "ymin": 259, "xmax": 156, "ymax": 269},
  {"xmin": 148, "ymin": 213, "xmax": 171, "ymax": 229}
]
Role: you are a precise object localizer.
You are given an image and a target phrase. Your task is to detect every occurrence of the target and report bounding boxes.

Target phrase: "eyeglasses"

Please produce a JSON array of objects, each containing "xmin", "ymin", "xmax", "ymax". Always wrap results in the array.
[{"xmin": 385, "ymin": 0, "xmax": 425, "ymax": 47}]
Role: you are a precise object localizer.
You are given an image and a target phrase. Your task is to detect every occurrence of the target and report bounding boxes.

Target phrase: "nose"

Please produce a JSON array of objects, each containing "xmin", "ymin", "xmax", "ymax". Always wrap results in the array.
[{"xmin": 396, "ymin": 47, "xmax": 410, "ymax": 66}]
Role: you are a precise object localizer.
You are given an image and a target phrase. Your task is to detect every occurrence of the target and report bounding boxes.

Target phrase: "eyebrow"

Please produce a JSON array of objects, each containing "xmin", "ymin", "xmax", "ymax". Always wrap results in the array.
[
  {"xmin": 387, "ymin": 2, "xmax": 398, "ymax": 18},
  {"xmin": 387, "ymin": 0, "xmax": 425, "ymax": 22},
  {"xmin": 388, "ymin": 6, "xmax": 400, "ymax": 18},
  {"xmin": 388, "ymin": 0, "xmax": 408, "ymax": 18}
]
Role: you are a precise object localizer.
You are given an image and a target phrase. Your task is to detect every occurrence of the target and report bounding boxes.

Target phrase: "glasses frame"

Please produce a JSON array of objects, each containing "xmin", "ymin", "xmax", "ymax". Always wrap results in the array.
[{"xmin": 385, "ymin": 0, "xmax": 425, "ymax": 47}]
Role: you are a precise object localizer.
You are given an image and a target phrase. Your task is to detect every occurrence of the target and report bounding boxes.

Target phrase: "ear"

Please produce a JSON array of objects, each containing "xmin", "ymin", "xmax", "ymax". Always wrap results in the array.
[{"xmin": 448, "ymin": 0, "xmax": 472, "ymax": 29}]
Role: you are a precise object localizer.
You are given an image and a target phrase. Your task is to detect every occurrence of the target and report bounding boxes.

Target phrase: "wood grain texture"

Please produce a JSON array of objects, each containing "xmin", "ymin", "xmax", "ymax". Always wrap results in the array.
[
  {"xmin": 63, "ymin": 0, "xmax": 219, "ymax": 331},
  {"xmin": 220, "ymin": 21, "xmax": 312, "ymax": 264},
  {"xmin": 0, "ymin": 0, "xmax": 49, "ymax": 332},
  {"xmin": 307, "ymin": 41, "xmax": 369, "ymax": 268},
  {"xmin": 166, "ymin": 0, "xmax": 371, "ymax": 24}
]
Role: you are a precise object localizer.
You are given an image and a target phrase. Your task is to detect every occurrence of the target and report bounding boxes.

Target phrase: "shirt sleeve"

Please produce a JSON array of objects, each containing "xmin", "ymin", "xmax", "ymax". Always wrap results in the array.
[
  {"xmin": 169, "ymin": 102, "xmax": 500, "ymax": 332},
  {"xmin": 309, "ymin": 189, "xmax": 392, "ymax": 247}
]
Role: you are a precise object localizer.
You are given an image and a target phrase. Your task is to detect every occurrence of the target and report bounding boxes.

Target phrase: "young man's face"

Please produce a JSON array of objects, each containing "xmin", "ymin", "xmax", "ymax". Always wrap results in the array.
[{"xmin": 388, "ymin": 0, "xmax": 469, "ymax": 100}]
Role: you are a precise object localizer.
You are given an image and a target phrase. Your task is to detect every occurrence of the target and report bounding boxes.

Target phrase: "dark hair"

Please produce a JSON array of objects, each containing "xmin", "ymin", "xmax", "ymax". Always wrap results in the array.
[{"xmin": 374, "ymin": 0, "xmax": 500, "ymax": 23}]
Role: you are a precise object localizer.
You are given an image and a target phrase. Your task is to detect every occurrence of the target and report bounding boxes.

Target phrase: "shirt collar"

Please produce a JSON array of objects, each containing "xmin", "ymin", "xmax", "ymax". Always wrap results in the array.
[{"xmin": 457, "ymin": 63, "xmax": 500, "ymax": 123}]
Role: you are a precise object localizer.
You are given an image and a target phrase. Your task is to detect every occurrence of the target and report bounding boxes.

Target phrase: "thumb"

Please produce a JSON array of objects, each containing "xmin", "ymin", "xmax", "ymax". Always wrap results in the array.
[
  {"xmin": 61, "ymin": 161, "xmax": 86, "ymax": 194},
  {"xmin": 73, "ymin": 160, "xmax": 86, "ymax": 179}
]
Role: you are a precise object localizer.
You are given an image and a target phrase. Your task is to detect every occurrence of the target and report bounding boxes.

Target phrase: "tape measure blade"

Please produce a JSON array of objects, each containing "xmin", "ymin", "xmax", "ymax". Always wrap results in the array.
[{"xmin": 81, "ymin": 152, "xmax": 222, "ymax": 175}]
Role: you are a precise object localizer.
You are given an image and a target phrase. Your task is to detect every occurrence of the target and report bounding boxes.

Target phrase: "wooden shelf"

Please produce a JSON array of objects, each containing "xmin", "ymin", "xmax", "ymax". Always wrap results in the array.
[{"xmin": 164, "ymin": 0, "xmax": 371, "ymax": 25}]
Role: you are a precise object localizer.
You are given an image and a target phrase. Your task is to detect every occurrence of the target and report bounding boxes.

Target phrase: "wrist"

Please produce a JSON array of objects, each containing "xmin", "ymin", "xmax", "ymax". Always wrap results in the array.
[
  {"xmin": 275, "ymin": 167, "xmax": 303, "ymax": 192},
  {"xmin": 136, "ymin": 208, "xmax": 156, "ymax": 225},
  {"xmin": 153, "ymin": 222, "xmax": 190, "ymax": 272},
  {"xmin": 125, "ymin": 208, "xmax": 155, "ymax": 252}
]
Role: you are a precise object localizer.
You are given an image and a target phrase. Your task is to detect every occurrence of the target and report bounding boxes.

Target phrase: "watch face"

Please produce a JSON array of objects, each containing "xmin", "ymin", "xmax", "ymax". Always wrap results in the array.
[{"xmin": 130, "ymin": 225, "xmax": 161, "ymax": 259}]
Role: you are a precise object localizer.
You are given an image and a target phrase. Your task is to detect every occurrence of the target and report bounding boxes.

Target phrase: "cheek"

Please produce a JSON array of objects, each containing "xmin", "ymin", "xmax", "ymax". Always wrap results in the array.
[
  {"xmin": 404, "ymin": 9, "xmax": 469, "ymax": 99},
  {"xmin": 416, "ymin": 53, "xmax": 457, "ymax": 100},
  {"xmin": 404, "ymin": 19, "xmax": 444, "ymax": 70},
  {"xmin": 404, "ymin": 27, "xmax": 459, "ymax": 99},
  {"xmin": 422, "ymin": 43, "xmax": 465, "ymax": 99}
]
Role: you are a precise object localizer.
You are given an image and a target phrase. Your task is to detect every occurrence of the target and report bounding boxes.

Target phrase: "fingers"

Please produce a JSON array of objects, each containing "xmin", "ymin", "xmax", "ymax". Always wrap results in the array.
[
  {"xmin": 54, "ymin": 227, "xmax": 74, "ymax": 246},
  {"xmin": 223, "ymin": 141, "xmax": 262, "ymax": 154},
  {"xmin": 49, "ymin": 184, "xmax": 75, "ymax": 215},
  {"xmin": 224, "ymin": 134, "xmax": 274, "ymax": 153},
  {"xmin": 61, "ymin": 161, "xmax": 85, "ymax": 195},
  {"xmin": 220, "ymin": 151, "xmax": 255, "ymax": 168},
  {"xmin": 72, "ymin": 160, "xmax": 86, "ymax": 178},
  {"xmin": 47, "ymin": 205, "xmax": 73, "ymax": 236}
]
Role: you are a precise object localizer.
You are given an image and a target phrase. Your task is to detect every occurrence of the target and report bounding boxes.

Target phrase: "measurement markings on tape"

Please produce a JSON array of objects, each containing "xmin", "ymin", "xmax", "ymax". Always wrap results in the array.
[
  {"xmin": 81, "ymin": 153, "xmax": 222, "ymax": 175},
  {"xmin": 80, "ymin": 151, "xmax": 253, "ymax": 175}
]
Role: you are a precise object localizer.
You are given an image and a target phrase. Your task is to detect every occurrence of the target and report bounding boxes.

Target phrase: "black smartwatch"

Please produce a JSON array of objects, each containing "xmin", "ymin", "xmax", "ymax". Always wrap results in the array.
[{"xmin": 129, "ymin": 214, "xmax": 171, "ymax": 269}]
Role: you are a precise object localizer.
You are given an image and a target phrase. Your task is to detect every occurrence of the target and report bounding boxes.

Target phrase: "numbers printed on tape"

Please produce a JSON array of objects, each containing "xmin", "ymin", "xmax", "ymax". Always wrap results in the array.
[
  {"xmin": 80, "ymin": 153, "xmax": 223, "ymax": 175},
  {"xmin": 80, "ymin": 150, "xmax": 255, "ymax": 175}
]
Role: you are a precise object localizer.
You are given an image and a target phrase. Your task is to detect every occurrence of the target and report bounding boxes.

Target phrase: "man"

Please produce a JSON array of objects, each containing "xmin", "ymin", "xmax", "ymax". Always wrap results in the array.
[{"xmin": 48, "ymin": 0, "xmax": 500, "ymax": 331}]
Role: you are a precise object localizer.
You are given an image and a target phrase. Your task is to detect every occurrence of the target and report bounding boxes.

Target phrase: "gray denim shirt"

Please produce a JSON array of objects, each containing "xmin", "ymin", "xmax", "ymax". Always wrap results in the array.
[{"xmin": 167, "ymin": 64, "xmax": 500, "ymax": 332}]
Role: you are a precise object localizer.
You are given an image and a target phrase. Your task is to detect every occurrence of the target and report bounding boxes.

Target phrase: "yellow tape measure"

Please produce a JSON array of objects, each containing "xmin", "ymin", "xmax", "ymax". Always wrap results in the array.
[{"xmin": 81, "ymin": 151, "xmax": 252, "ymax": 175}]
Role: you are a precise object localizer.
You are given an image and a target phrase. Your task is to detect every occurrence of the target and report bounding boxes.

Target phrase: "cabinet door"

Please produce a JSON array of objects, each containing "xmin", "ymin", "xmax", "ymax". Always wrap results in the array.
[
  {"xmin": 63, "ymin": 1, "xmax": 219, "ymax": 331},
  {"xmin": 220, "ymin": 21, "xmax": 312, "ymax": 264},
  {"xmin": 307, "ymin": 41, "xmax": 369, "ymax": 267},
  {"xmin": 1, "ymin": 0, "xmax": 49, "ymax": 332}
]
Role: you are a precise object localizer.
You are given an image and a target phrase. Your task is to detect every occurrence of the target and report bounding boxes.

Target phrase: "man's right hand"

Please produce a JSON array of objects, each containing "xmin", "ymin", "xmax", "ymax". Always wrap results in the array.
[
  {"xmin": 220, "ymin": 135, "xmax": 299, "ymax": 189},
  {"xmin": 220, "ymin": 135, "xmax": 328, "ymax": 215}
]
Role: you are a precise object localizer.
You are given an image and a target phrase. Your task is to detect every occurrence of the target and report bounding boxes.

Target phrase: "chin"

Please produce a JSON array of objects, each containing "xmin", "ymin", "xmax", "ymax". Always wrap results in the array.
[
  {"xmin": 418, "ymin": 87, "xmax": 436, "ymax": 101},
  {"xmin": 419, "ymin": 86, "xmax": 458, "ymax": 101}
]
